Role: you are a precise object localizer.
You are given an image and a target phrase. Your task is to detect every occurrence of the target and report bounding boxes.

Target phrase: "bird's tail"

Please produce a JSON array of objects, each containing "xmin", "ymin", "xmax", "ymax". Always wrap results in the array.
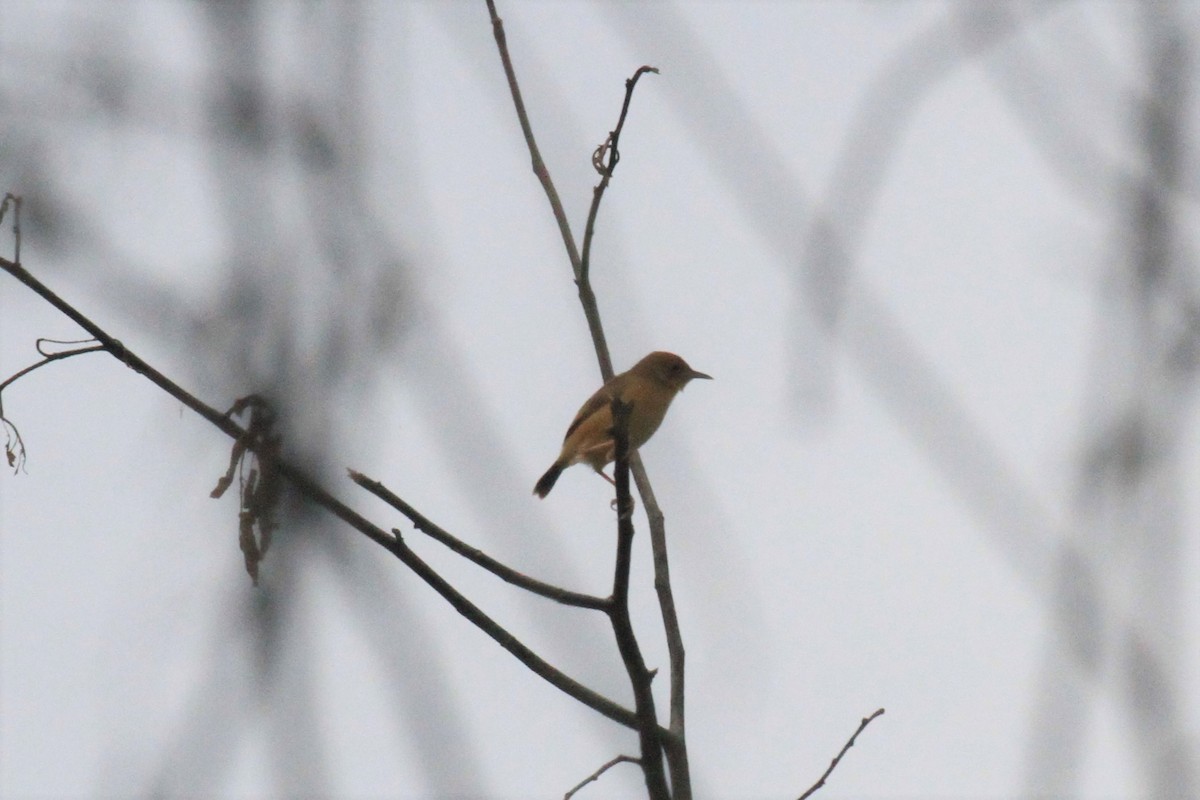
[{"xmin": 533, "ymin": 461, "xmax": 565, "ymax": 498}]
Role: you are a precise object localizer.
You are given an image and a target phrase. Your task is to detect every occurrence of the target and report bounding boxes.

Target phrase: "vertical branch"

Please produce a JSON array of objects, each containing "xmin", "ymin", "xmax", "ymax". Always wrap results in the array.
[
  {"xmin": 484, "ymin": 4, "xmax": 690, "ymax": 795},
  {"xmin": 631, "ymin": 457, "xmax": 690, "ymax": 798},
  {"xmin": 581, "ymin": 65, "xmax": 659, "ymax": 285},
  {"xmin": 583, "ymin": 59, "xmax": 693, "ymax": 800},
  {"xmin": 609, "ymin": 398, "xmax": 670, "ymax": 800},
  {"xmin": 577, "ymin": 63, "xmax": 658, "ymax": 384}
]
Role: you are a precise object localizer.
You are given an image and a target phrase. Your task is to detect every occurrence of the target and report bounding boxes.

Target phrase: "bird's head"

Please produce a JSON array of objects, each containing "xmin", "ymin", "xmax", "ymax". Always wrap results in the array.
[{"xmin": 634, "ymin": 351, "xmax": 712, "ymax": 392}]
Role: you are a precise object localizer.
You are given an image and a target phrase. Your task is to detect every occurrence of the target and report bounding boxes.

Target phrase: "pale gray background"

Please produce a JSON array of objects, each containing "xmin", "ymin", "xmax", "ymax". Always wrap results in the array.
[{"xmin": 1, "ymin": 2, "xmax": 1198, "ymax": 798}]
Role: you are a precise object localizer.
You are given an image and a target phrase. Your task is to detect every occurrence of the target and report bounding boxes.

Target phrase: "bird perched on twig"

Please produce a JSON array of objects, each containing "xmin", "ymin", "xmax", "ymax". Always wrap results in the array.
[{"xmin": 533, "ymin": 351, "xmax": 711, "ymax": 498}]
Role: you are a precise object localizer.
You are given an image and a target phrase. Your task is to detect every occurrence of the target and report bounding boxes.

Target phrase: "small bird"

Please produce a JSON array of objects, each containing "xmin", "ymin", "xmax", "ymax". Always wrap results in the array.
[{"xmin": 533, "ymin": 351, "xmax": 711, "ymax": 498}]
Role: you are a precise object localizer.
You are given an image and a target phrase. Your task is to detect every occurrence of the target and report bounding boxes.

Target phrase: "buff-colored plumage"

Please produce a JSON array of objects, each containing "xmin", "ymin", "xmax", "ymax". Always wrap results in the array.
[{"xmin": 533, "ymin": 352, "xmax": 711, "ymax": 498}]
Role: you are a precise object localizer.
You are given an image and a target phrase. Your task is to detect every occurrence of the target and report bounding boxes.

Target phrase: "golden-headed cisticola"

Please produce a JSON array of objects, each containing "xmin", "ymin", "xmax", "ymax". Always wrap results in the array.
[{"xmin": 533, "ymin": 351, "xmax": 711, "ymax": 498}]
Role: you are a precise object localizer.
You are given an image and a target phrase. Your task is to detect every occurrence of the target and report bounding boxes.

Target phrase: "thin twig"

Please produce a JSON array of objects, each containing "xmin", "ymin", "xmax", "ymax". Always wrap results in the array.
[
  {"xmin": 563, "ymin": 754, "xmax": 641, "ymax": 800},
  {"xmin": 484, "ymin": 0, "xmax": 614, "ymax": 380},
  {"xmin": 1, "ymin": 336, "xmax": 100, "ymax": 471},
  {"xmin": 0, "ymin": 343, "xmax": 106, "ymax": 406},
  {"xmin": 581, "ymin": 65, "xmax": 658, "ymax": 286},
  {"xmin": 349, "ymin": 469, "xmax": 610, "ymax": 611},
  {"xmin": 0, "ymin": 253, "xmax": 643, "ymax": 733},
  {"xmin": 797, "ymin": 708, "xmax": 886, "ymax": 800},
  {"xmin": 591, "ymin": 65, "xmax": 659, "ymax": 178},
  {"xmin": 484, "ymin": 0, "xmax": 577, "ymax": 274}
]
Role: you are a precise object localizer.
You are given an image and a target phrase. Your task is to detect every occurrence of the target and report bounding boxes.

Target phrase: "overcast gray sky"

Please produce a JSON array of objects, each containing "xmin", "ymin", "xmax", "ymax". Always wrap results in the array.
[{"xmin": 2, "ymin": 2, "xmax": 1198, "ymax": 798}]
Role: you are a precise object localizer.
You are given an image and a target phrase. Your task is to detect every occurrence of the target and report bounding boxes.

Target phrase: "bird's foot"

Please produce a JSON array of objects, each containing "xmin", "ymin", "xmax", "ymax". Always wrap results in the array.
[{"xmin": 610, "ymin": 495, "xmax": 636, "ymax": 519}]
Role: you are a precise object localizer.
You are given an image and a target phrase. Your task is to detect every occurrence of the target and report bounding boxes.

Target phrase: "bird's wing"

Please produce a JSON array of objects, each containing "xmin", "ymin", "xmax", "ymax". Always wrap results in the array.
[{"xmin": 563, "ymin": 383, "xmax": 616, "ymax": 442}]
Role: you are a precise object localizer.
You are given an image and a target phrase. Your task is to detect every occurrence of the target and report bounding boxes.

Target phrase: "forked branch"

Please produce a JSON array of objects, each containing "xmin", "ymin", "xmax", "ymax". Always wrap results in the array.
[{"xmin": 484, "ymin": 2, "xmax": 687, "ymax": 796}]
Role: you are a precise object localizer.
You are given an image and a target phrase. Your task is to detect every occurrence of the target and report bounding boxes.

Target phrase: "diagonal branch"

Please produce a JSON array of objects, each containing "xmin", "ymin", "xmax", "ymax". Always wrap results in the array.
[
  {"xmin": 350, "ymin": 469, "xmax": 610, "ymax": 611},
  {"xmin": 0, "ymin": 253, "xmax": 641, "ymax": 732},
  {"xmin": 564, "ymin": 754, "xmax": 641, "ymax": 800},
  {"xmin": 383, "ymin": 522, "xmax": 638, "ymax": 731},
  {"xmin": 484, "ymin": 0, "xmax": 613, "ymax": 380},
  {"xmin": 797, "ymin": 708, "xmax": 885, "ymax": 800}
]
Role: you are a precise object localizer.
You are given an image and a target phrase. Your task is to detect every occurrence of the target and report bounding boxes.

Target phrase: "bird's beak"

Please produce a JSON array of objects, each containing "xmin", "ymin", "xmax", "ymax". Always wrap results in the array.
[{"xmin": 688, "ymin": 369, "xmax": 713, "ymax": 381}]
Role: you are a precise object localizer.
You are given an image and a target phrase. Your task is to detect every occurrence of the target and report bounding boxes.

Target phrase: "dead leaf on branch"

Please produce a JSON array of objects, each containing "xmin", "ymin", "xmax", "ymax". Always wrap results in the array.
[{"xmin": 211, "ymin": 395, "xmax": 281, "ymax": 586}]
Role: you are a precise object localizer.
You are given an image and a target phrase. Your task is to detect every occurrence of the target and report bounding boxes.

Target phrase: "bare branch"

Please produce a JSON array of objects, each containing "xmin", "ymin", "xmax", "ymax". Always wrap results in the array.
[
  {"xmin": 483, "ymin": 0, "xmax": 577, "ymax": 273},
  {"xmin": 349, "ymin": 469, "xmax": 611, "ymax": 611},
  {"xmin": 582, "ymin": 65, "xmax": 658, "ymax": 285},
  {"xmin": 631, "ymin": 454, "xmax": 691, "ymax": 797},
  {"xmin": 484, "ymin": 0, "xmax": 614, "ymax": 380},
  {"xmin": 0, "ymin": 253, "xmax": 642, "ymax": 733},
  {"xmin": 591, "ymin": 65, "xmax": 659, "ymax": 178},
  {"xmin": 1, "ymin": 340, "xmax": 106, "ymax": 398},
  {"xmin": 484, "ymin": 5, "xmax": 694, "ymax": 793},
  {"xmin": 608, "ymin": 398, "xmax": 670, "ymax": 800},
  {"xmin": 797, "ymin": 708, "xmax": 886, "ymax": 800},
  {"xmin": 1, "ymin": 337, "xmax": 106, "ymax": 471},
  {"xmin": 564, "ymin": 754, "xmax": 641, "ymax": 800},
  {"xmin": 382, "ymin": 522, "xmax": 639, "ymax": 732}
]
